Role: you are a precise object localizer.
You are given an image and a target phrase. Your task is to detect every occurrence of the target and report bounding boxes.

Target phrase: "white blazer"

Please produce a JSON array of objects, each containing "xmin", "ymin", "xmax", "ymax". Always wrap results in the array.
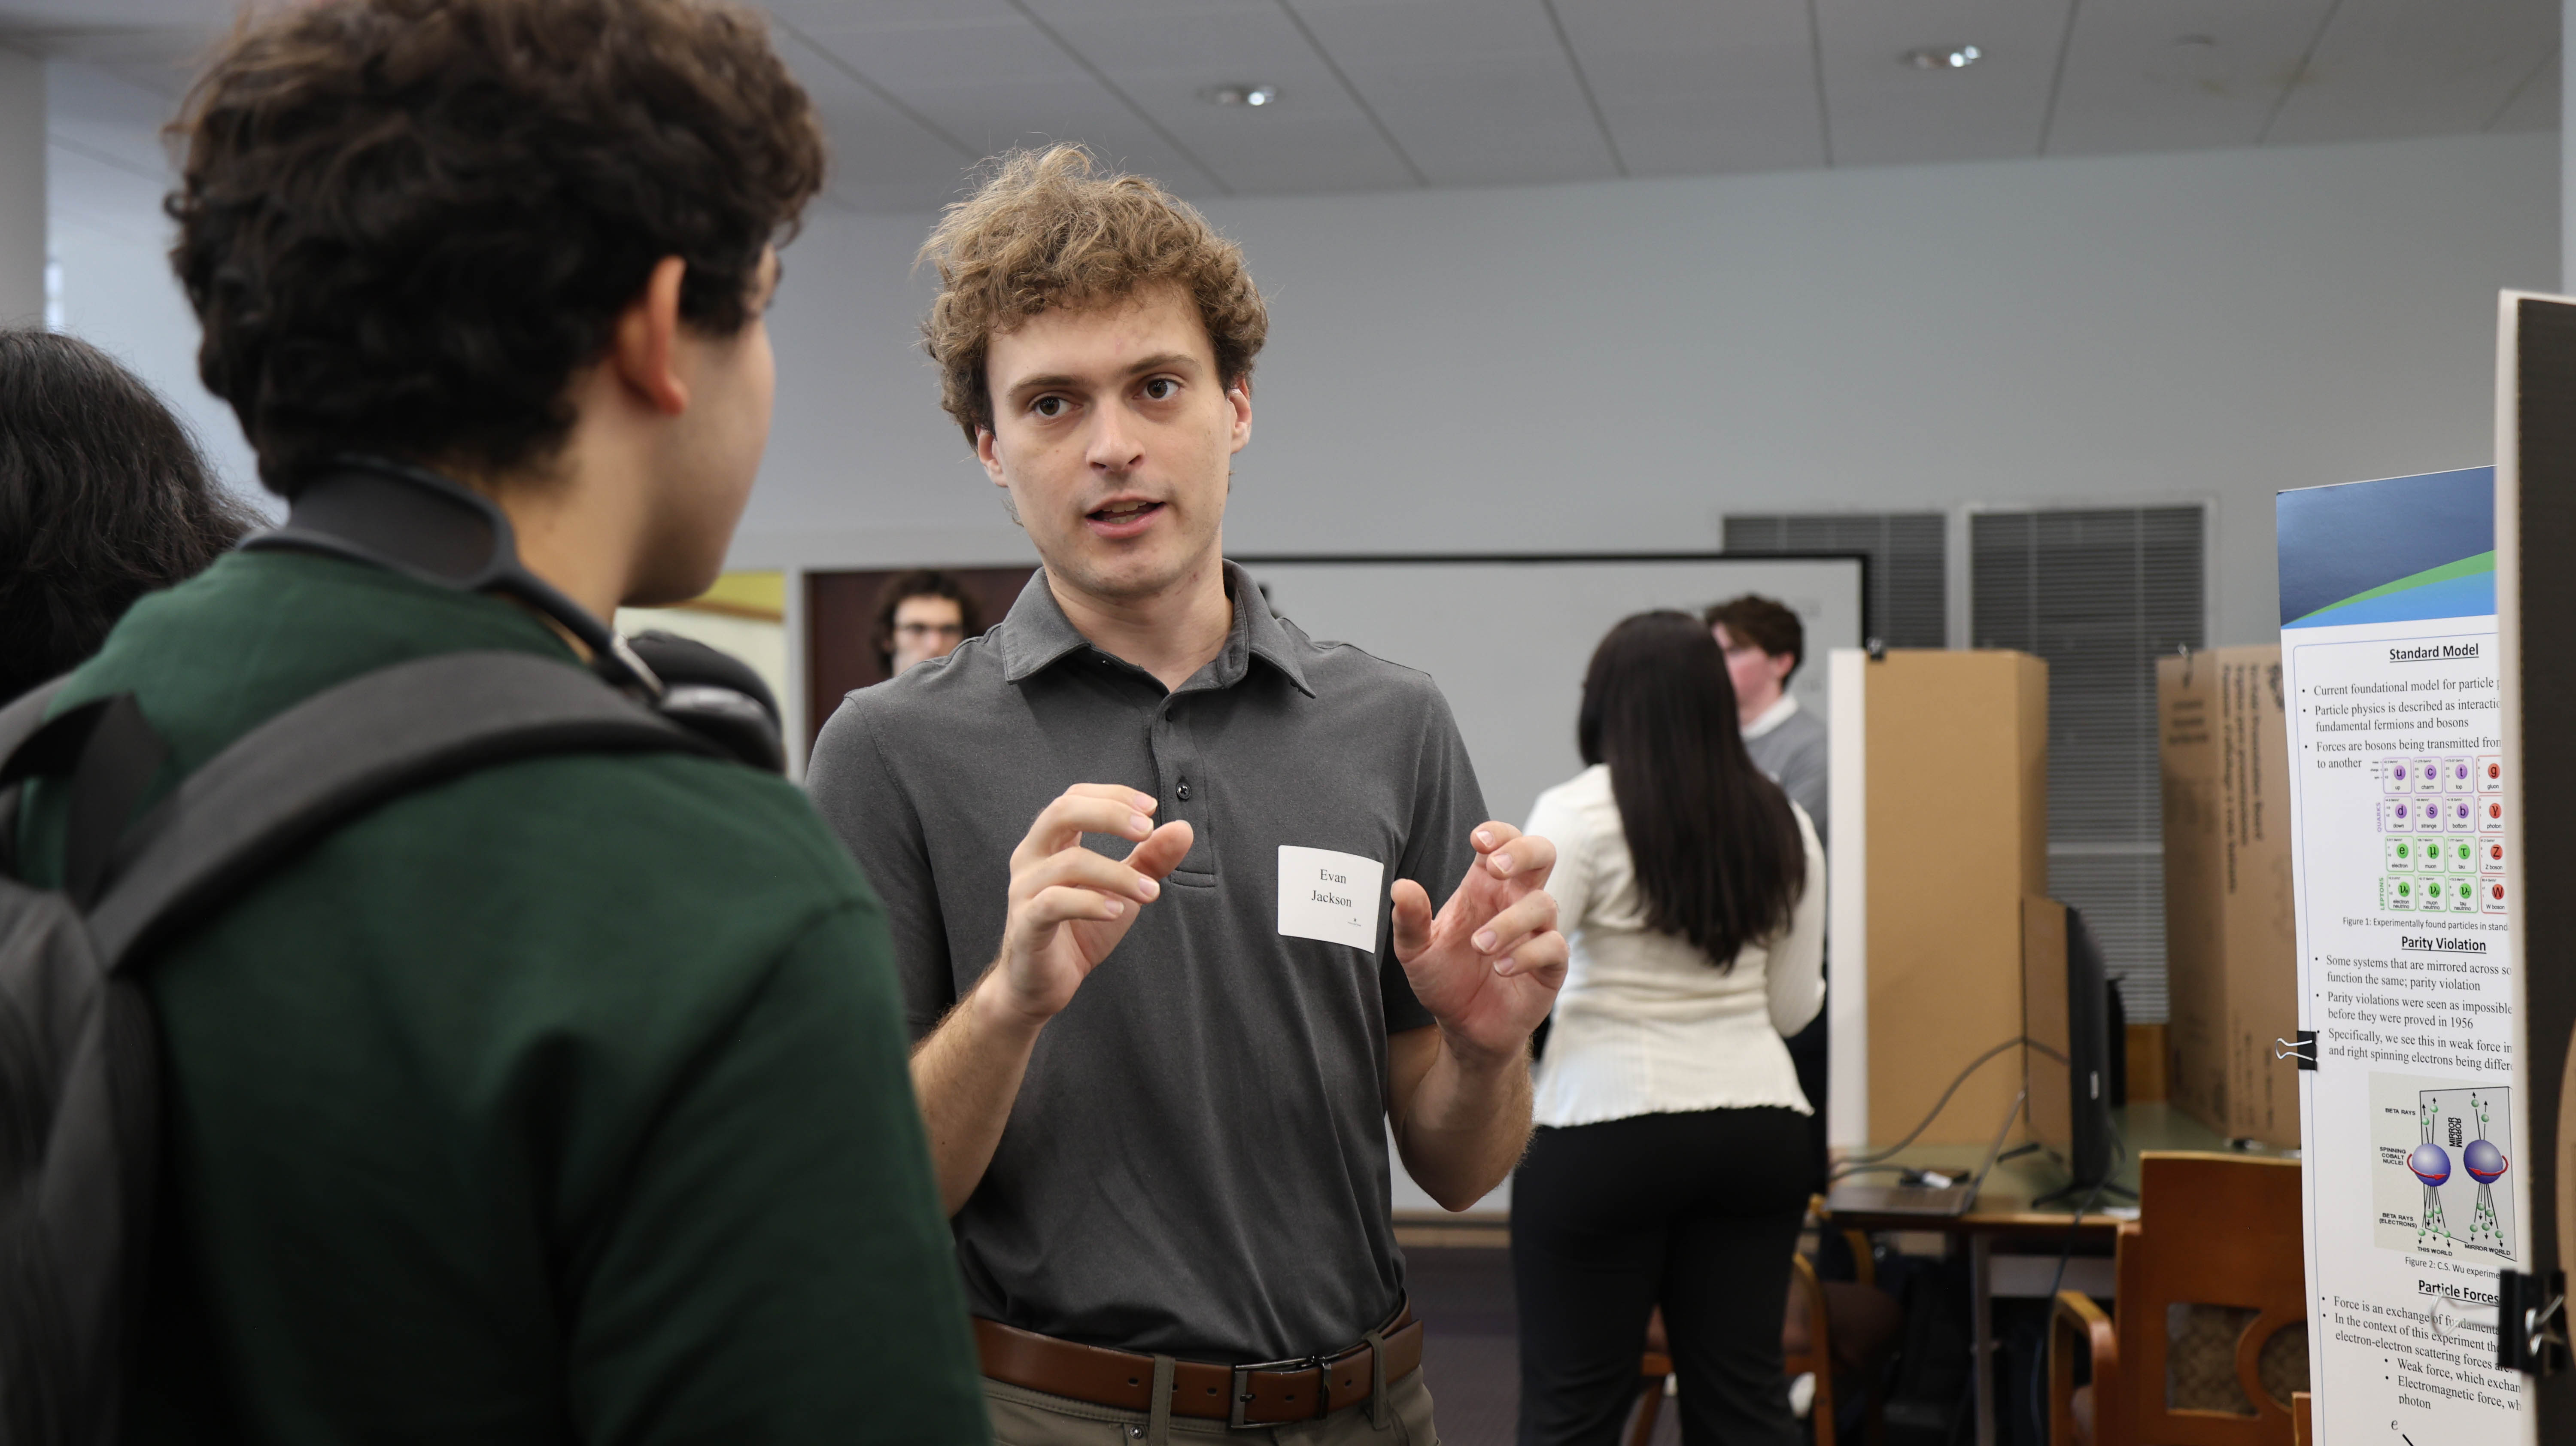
[{"xmin": 1525, "ymin": 763, "xmax": 1826, "ymax": 1127}]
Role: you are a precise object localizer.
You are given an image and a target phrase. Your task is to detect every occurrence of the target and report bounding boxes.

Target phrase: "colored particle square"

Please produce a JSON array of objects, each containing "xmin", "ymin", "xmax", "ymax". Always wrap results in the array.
[
  {"xmin": 2442, "ymin": 757, "xmax": 2474, "ymax": 793},
  {"xmin": 2385, "ymin": 759, "xmax": 2418, "ymax": 794},
  {"xmin": 2448, "ymin": 878, "xmax": 2478, "ymax": 912},
  {"xmin": 2381, "ymin": 798, "xmax": 2418, "ymax": 832},
  {"xmin": 2483, "ymin": 879, "xmax": 2509, "ymax": 914},
  {"xmin": 2482, "ymin": 839, "xmax": 2507, "ymax": 875},
  {"xmin": 2385, "ymin": 838, "xmax": 2417, "ymax": 870},
  {"xmin": 2444, "ymin": 798, "xmax": 2476, "ymax": 833},
  {"xmin": 2480, "ymin": 799, "xmax": 2506, "ymax": 834},
  {"xmin": 2385, "ymin": 876, "xmax": 2417, "ymax": 911},
  {"xmin": 2478, "ymin": 755, "xmax": 2503, "ymax": 793},
  {"xmin": 2443, "ymin": 839, "xmax": 2478, "ymax": 873}
]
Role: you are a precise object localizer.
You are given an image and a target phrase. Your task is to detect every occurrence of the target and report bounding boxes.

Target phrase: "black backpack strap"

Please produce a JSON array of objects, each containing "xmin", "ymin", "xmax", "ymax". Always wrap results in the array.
[
  {"xmin": 83, "ymin": 650, "xmax": 717, "ymax": 972},
  {"xmin": 0, "ymin": 677, "xmax": 69, "ymax": 878},
  {"xmin": 0, "ymin": 674, "xmax": 74, "ymax": 762},
  {"xmin": 0, "ymin": 678, "xmax": 162, "ymax": 900}
]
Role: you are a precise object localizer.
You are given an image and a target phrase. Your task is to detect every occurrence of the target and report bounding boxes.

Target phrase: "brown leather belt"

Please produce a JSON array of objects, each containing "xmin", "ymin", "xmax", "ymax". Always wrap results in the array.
[{"xmin": 973, "ymin": 1305, "xmax": 1422, "ymax": 1428}]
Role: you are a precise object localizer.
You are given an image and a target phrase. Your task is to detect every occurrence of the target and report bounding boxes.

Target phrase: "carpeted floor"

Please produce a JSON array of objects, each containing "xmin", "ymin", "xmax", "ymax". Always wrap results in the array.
[{"xmin": 1406, "ymin": 1246, "xmax": 1680, "ymax": 1446}]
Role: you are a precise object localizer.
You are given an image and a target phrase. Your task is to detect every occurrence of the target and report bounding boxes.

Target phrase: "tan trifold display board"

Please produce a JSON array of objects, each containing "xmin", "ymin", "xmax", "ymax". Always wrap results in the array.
[
  {"xmin": 1826, "ymin": 649, "xmax": 2049, "ymax": 1149},
  {"xmin": 2158, "ymin": 646, "xmax": 2299, "ymax": 1147}
]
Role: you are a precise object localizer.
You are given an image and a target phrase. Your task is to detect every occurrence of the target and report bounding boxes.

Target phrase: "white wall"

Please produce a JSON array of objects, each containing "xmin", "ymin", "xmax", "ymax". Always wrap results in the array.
[
  {"xmin": 0, "ymin": 47, "xmax": 45, "ymax": 327},
  {"xmin": 741, "ymin": 131, "xmax": 2560, "ymax": 646},
  {"xmin": 44, "ymin": 58, "xmax": 268, "ymax": 510}
]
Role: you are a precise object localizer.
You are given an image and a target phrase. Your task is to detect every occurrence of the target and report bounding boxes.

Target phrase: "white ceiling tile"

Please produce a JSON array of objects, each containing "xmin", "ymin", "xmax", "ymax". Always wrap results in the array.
[
  {"xmin": 2266, "ymin": 0, "xmax": 2556, "ymax": 144},
  {"xmin": 1015, "ymin": 0, "xmax": 1418, "ymax": 194},
  {"xmin": 1101, "ymin": 86, "xmax": 1418, "ymax": 194},
  {"xmin": 2487, "ymin": 49, "xmax": 2558, "ymax": 133},
  {"xmin": 776, "ymin": 28, "xmax": 984, "ymax": 213},
  {"xmin": 1553, "ymin": 0, "xmax": 1824, "ymax": 176},
  {"xmin": 1023, "ymin": 8, "xmax": 1297, "ymax": 77},
  {"xmin": 2043, "ymin": 1, "xmax": 2334, "ymax": 157},
  {"xmin": 1150, "ymin": 115, "xmax": 1418, "ymax": 193},
  {"xmin": 802, "ymin": 15, "xmax": 1081, "ymax": 90},
  {"xmin": 1026, "ymin": 0, "xmax": 1277, "ymax": 24},
  {"xmin": 765, "ymin": 0, "xmax": 1025, "ymax": 34},
  {"xmin": 1816, "ymin": 0, "xmax": 2072, "ymax": 167},
  {"xmin": 896, "ymin": 77, "xmax": 1227, "ymax": 189},
  {"xmin": 1288, "ymin": 0, "xmax": 1616, "ymax": 185}
]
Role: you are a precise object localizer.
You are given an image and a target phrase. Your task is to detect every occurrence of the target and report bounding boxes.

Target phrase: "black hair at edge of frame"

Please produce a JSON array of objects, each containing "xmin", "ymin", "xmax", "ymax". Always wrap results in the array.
[
  {"xmin": 1576, "ymin": 611, "xmax": 1807, "ymax": 969},
  {"xmin": 0, "ymin": 328, "xmax": 262, "ymax": 703}
]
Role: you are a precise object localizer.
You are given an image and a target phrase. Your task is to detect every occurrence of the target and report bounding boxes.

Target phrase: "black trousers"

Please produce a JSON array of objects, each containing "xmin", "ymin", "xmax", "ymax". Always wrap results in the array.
[{"xmin": 1511, "ymin": 1107, "xmax": 1811, "ymax": 1446}]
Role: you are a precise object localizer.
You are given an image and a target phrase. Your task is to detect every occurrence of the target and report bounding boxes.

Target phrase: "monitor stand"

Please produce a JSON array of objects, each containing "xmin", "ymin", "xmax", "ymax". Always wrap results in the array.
[{"xmin": 2030, "ymin": 1178, "xmax": 2137, "ymax": 1210}]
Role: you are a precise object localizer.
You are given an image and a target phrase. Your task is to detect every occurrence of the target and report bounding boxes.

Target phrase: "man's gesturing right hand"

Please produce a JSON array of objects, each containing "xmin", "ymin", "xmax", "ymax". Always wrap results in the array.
[{"xmin": 986, "ymin": 784, "xmax": 1195, "ymax": 1026}]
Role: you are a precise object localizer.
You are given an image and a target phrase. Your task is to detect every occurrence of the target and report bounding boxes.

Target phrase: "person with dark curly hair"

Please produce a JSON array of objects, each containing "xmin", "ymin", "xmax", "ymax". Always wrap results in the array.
[
  {"xmin": 0, "ymin": 329, "xmax": 261, "ymax": 704},
  {"xmin": 807, "ymin": 146, "xmax": 1569, "ymax": 1446},
  {"xmin": 10, "ymin": 2, "xmax": 987, "ymax": 1441}
]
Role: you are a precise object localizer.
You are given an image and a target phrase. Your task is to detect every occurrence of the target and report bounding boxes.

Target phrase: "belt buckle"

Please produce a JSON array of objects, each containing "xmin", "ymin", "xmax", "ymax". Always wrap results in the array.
[{"xmin": 1228, "ymin": 1354, "xmax": 1329, "ymax": 1429}]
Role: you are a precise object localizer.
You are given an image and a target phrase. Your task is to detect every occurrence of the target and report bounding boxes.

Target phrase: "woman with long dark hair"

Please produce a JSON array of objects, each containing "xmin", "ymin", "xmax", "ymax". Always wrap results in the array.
[
  {"xmin": 0, "ymin": 329, "xmax": 259, "ymax": 702},
  {"xmin": 1512, "ymin": 610, "xmax": 1824, "ymax": 1446}
]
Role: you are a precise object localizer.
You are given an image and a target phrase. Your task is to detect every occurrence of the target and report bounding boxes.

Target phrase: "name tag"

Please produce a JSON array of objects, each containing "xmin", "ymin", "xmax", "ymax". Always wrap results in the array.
[{"xmin": 1277, "ymin": 846, "xmax": 1385, "ymax": 953}]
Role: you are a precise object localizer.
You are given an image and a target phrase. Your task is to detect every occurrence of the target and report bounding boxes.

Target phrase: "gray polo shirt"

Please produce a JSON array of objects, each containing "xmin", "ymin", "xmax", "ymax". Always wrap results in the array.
[{"xmin": 805, "ymin": 562, "xmax": 1486, "ymax": 1362}]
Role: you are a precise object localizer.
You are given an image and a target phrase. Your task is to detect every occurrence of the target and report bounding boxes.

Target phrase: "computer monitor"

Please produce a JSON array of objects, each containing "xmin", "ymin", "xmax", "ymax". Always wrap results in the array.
[{"xmin": 2023, "ymin": 897, "xmax": 2116, "ymax": 1191}]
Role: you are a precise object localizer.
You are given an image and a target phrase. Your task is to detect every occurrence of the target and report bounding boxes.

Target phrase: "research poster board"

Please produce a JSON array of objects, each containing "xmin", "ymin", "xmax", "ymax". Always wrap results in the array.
[{"xmin": 2280, "ymin": 467, "xmax": 2533, "ymax": 1441}]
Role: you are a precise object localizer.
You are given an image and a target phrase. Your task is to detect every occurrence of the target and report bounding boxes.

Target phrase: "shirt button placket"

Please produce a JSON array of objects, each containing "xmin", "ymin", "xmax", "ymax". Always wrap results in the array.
[
  {"xmin": 1151, "ymin": 704, "xmax": 1182, "ymax": 815},
  {"xmin": 1154, "ymin": 699, "xmax": 1205, "ymax": 867}
]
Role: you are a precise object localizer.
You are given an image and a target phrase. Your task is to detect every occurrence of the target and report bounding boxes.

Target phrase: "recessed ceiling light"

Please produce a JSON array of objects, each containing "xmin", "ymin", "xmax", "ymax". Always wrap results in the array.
[
  {"xmin": 1199, "ymin": 84, "xmax": 1279, "ymax": 108},
  {"xmin": 1902, "ymin": 44, "xmax": 1981, "ymax": 71}
]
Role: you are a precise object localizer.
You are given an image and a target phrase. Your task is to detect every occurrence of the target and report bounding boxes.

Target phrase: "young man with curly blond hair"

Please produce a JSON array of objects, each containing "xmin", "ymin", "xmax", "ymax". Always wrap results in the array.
[{"xmin": 805, "ymin": 147, "xmax": 1569, "ymax": 1444}]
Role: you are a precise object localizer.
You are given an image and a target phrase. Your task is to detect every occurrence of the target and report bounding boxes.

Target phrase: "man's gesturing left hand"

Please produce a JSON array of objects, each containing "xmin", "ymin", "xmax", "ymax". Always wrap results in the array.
[{"xmin": 1390, "ymin": 823, "xmax": 1567, "ymax": 1060}]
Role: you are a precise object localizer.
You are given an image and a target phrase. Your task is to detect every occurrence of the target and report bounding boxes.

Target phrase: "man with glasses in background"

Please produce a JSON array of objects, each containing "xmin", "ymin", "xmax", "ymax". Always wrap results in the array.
[{"xmin": 875, "ymin": 568, "xmax": 984, "ymax": 677}]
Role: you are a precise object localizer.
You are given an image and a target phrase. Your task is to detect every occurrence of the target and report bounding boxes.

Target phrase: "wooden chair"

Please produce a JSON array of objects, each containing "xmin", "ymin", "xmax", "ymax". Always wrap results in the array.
[
  {"xmin": 1629, "ymin": 1232, "xmax": 1893, "ymax": 1446},
  {"xmin": 2048, "ymin": 1153, "xmax": 2306, "ymax": 1446},
  {"xmin": 2290, "ymin": 1392, "xmax": 2311, "ymax": 1446}
]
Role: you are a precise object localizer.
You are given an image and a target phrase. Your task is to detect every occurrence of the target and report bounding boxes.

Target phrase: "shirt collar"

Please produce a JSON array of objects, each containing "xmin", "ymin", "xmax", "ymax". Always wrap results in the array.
[
  {"xmin": 997, "ymin": 560, "xmax": 1314, "ymax": 698},
  {"xmin": 1741, "ymin": 690, "xmax": 1800, "ymax": 740}
]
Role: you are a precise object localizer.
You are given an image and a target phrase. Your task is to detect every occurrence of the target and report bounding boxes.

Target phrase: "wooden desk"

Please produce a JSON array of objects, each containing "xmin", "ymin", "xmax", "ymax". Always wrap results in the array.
[{"xmin": 1820, "ymin": 1103, "xmax": 2300, "ymax": 1446}]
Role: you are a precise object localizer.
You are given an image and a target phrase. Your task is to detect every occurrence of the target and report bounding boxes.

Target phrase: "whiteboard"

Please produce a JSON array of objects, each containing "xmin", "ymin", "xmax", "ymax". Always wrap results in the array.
[
  {"xmin": 1243, "ymin": 555, "xmax": 1865, "ymax": 832},
  {"xmin": 1243, "ymin": 553, "xmax": 1866, "ymax": 1218}
]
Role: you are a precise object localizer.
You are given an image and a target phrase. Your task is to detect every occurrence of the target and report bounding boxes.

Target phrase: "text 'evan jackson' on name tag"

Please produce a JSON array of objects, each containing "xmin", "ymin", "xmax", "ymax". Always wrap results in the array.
[{"xmin": 1277, "ymin": 846, "xmax": 1385, "ymax": 954}]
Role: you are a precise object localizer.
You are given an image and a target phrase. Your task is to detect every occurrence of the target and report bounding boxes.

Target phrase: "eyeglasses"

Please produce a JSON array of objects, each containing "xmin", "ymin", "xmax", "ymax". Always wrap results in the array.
[{"xmin": 895, "ymin": 622, "xmax": 966, "ymax": 639}]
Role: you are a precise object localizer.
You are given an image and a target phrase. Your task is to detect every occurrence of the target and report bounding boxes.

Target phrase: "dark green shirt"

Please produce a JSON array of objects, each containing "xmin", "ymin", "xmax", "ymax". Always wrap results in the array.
[{"xmin": 20, "ymin": 551, "xmax": 985, "ymax": 1445}]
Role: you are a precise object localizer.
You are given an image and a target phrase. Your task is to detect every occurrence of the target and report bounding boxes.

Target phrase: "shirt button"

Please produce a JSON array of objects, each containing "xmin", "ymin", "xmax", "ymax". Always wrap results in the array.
[{"xmin": 1176, "ymin": 780, "xmax": 1191, "ymax": 800}]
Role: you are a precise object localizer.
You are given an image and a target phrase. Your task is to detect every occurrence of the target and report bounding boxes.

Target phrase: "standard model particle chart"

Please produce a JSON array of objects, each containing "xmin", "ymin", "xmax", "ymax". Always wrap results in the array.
[{"xmin": 2376, "ymin": 754, "xmax": 2506, "ymax": 914}]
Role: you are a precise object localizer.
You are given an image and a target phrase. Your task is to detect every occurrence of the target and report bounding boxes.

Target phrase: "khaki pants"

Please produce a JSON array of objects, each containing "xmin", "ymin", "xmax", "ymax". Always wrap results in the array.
[{"xmin": 983, "ymin": 1368, "xmax": 1440, "ymax": 1446}]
